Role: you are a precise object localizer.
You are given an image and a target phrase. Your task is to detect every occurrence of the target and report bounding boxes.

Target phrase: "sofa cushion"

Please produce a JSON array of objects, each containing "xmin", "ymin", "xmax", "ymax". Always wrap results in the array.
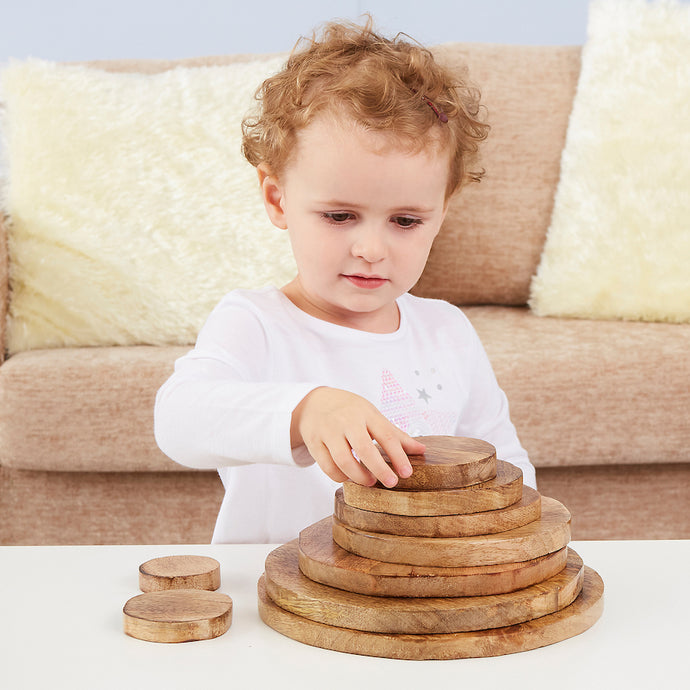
[
  {"xmin": 2, "ymin": 309, "xmax": 688, "ymax": 474},
  {"xmin": 1, "ymin": 54, "xmax": 294, "ymax": 354},
  {"xmin": 530, "ymin": 0, "xmax": 690, "ymax": 323},
  {"xmin": 464, "ymin": 306, "xmax": 690, "ymax": 468},
  {"xmin": 0, "ymin": 346, "xmax": 188, "ymax": 472}
]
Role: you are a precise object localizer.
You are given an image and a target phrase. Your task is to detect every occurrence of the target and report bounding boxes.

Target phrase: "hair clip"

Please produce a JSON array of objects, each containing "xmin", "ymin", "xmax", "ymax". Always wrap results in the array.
[{"xmin": 421, "ymin": 95, "xmax": 448, "ymax": 123}]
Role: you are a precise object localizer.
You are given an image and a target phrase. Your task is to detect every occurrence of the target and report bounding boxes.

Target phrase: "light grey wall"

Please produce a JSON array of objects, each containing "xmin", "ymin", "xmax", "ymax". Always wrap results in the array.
[{"xmin": 2, "ymin": 0, "xmax": 595, "ymax": 64}]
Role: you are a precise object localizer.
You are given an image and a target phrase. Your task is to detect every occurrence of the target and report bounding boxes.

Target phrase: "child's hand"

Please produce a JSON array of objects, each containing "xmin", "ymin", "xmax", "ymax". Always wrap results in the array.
[{"xmin": 291, "ymin": 387, "xmax": 425, "ymax": 487}]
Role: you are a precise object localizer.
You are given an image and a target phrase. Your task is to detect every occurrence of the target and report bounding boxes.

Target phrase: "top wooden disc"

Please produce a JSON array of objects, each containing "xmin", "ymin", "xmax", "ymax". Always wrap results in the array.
[
  {"xmin": 382, "ymin": 436, "xmax": 496, "ymax": 490},
  {"xmin": 139, "ymin": 555, "xmax": 220, "ymax": 592}
]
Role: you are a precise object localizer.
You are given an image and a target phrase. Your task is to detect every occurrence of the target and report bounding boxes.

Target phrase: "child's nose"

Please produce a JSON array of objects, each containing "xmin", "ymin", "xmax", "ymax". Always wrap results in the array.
[{"xmin": 351, "ymin": 225, "xmax": 386, "ymax": 263}]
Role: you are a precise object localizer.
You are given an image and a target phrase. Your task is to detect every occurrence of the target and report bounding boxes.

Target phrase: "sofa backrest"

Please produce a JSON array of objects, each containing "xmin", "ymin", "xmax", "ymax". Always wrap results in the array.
[
  {"xmin": 416, "ymin": 44, "xmax": 581, "ymax": 306},
  {"xmin": 85, "ymin": 45, "xmax": 581, "ymax": 308},
  {"xmin": 0, "ymin": 44, "xmax": 581, "ymax": 355},
  {"xmin": 0, "ymin": 214, "xmax": 7, "ymax": 362}
]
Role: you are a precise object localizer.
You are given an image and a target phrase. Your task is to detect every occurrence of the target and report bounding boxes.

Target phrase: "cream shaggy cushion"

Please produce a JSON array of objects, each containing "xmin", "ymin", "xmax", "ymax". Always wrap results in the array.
[
  {"xmin": 0, "ymin": 55, "xmax": 295, "ymax": 353},
  {"xmin": 529, "ymin": 0, "xmax": 690, "ymax": 323}
]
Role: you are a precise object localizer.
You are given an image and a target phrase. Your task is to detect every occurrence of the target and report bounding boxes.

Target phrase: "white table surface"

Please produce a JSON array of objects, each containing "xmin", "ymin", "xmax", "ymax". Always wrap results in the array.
[{"xmin": 1, "ymin": 539, "xmax": 688, "ymax": 690}]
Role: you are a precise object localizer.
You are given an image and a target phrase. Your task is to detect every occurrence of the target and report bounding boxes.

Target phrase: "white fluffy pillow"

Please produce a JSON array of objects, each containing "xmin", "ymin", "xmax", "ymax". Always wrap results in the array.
[
  {"xmin": 529, "ymin": 0, "xmax": 690, "ymax": 323},
  {"xmin": 1, "ymin": 55, "xmax": 296, "ymax": 353}
]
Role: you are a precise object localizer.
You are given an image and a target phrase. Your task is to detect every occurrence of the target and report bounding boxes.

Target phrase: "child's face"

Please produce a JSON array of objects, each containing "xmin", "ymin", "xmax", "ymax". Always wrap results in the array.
[{"xmin": 260, "ymin": 116, "xmax": 450, "ymax": 333}]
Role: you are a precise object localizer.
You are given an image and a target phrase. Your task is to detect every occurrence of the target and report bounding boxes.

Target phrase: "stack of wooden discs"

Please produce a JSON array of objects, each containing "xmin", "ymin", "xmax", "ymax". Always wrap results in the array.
[
  {"xmin": 123, "ymin": 555, "xmax": 233, "ymax": 643},
  {"xmin": 258, "ymin": 436, "xmax": 604, "ymax": 659}
]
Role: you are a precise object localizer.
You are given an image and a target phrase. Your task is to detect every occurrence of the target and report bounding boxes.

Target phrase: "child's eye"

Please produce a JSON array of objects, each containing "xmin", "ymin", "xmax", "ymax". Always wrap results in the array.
[
  {"xmin": 392, "ymin": 216, "xmax": 423, "ymax": 229},
  {"xmin": 322, "ymin": 212, "xmax": 354, "ymax": 224}
]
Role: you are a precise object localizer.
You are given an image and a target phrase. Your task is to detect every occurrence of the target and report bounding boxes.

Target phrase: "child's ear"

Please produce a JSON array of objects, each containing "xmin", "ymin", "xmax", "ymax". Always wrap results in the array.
[{"xmin": 257, "ymin": 164, "xmax": 288, "ymax": 230}]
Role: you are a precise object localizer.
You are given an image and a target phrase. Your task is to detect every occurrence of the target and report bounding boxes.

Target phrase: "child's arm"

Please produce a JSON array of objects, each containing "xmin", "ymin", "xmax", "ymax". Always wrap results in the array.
[
  {"xmin": 290, "ymin": 387, "xmax": 423, "ymax": 488},
  {"xmin": 154, "ymin": 292, "xmax": 423, "ymax": 487},
  {"xmin": 154, "ymin": 295, "xmax": 317, "ymax": 472}
]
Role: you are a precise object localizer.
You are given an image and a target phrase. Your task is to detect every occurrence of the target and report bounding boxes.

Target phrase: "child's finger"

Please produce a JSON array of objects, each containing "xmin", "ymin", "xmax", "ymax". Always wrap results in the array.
[
  {"xmin": 328, "ymin": 438, "xmax": 378, "ymax": 486},
  {"xmin": 363, "ymin": 422, "xmax": 415, "ymax": 480},
  {"xmin": 401, "ymin": 434, "xmax": 426, "ymax": 456},
  {"xmin": 348, "ymin": 433, "xmax": 399, "ymax": 488},
  {"xmin": 379, "ymin": 440, "xmax": 413, "ymax": 479},
  {"xmin": 307, "ymin": 441, "xmax": 350, "ymax": 483}
]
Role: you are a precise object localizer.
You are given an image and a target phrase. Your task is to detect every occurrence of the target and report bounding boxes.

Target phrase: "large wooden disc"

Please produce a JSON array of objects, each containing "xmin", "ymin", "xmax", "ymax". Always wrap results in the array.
[
  {"xmin": 332, "ymin": 497, "xmax": 571, "ymax": 567},
  {"xmin": 334, "ymin": 485, "xmax": 541, "ymax": 538},
  {"xmin": 382, "ymin": 436, "xmax": 496, "ymax": 490},
  {"xmin": 123, "ymin": 589, "xmax": 232, "ymax": 643},
  {"xmin": 139, "ymin": 555, "xmax": 220, "ymax": 592},
  {"xmin": 264, "ymin": 540, "xmax": 583, "ymax": 634},
  {"xmin": 257, "ymin": 567, "xmax": 604, "ymax": 660},
  {"xmin": 298, "ymin": 517, "xmax": 569, "ymax": 597},
  {"xmin": 343, "ymin": 460, "xmax": 522, "ymax": 516}
]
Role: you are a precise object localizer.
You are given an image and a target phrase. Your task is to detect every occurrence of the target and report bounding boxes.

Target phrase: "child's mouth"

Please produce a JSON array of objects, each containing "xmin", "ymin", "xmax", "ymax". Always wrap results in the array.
[{"xmin": 344, "ymin": 274, "xmax": 388, "ymax": 289}]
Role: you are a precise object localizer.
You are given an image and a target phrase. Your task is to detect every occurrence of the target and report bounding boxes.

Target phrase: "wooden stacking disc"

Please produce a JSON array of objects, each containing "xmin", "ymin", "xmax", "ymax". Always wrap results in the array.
[
  {"xmin": 343, "ymin": 460, "xmax": 522, "ymax": 516},
  {"xmin": 298, "ymin": 517, "xmax": 569, "ymax": 597},
  {"xmin": 123, "ymin": 589, "xmax": 232, "ymax": 643},
  {"xmin": 382, "ymin": 436, "xmax": 496, "ymax": 490},
  {"xmin": 258, "ymin": 567, "xmax": 603, "ymax": 660},
  {"xmin": 332, "ymin": 496, "xmax": 571, "ymax": 567},
  {"xmin": 335, "ymin": 485, "xmax": 541, "ymax": 538},
  {"xmin": 139, "ymin": 555, "xmax": 220, "ymax": 592},
  {"xmin": 264, "ymin": 540, "xmax": 583, "ymax": 634}
]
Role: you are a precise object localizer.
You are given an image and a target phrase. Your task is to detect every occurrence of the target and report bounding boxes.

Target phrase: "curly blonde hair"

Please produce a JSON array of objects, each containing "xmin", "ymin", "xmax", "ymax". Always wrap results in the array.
[{"xmin": 241, "ymin": 18, "xmax": 489, "ymax": 198}]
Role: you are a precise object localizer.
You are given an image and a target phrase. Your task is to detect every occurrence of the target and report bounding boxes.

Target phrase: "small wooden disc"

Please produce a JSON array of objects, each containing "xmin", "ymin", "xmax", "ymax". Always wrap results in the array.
[
  {"xmin": 123, "ymin": 589, "xmax": 232, "ymax": 643},
  {"xmin": 298, "ymin": 517, "xmax": 569, "ymax": 597},
  {"xmin": 382, "ymin": 436, "xmax": 496, "ymax": 490},
  {"xmin": 139, "ymin": 555, "xmax": 220, "ymax": 592},
  {"xmin": 332, "ymin": 496, "xmax": 571, "ymax": 567},
  {"xmin": 334, "ymin": 485, "xmax": 542, "ymax": 538},
  {"xmin": 264, "ymin": 540, "xmax": 583, "ymax": 634},
  {"xmin": 257, "ymin": 567, "xmax": 604, "ymax": 660},
  {"xmin": 343, "ymin": 460, "xmax": 523, "ymax": 517}
]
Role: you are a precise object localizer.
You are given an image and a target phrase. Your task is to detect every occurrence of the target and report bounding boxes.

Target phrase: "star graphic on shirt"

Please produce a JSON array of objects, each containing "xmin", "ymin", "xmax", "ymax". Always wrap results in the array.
[{"xmin": 380, "ymin": 369, "xmax": 455, "ymax": 435}]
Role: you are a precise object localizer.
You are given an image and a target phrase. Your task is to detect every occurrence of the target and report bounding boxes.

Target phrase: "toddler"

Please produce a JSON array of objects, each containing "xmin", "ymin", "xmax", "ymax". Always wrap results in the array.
[{"xmin": 154, "ymin": 18, "xmax": 537, "ymax": 543}]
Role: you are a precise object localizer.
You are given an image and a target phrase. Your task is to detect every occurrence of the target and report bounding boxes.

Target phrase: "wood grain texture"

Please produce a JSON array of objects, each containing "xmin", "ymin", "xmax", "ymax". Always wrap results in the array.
[
  {"xmin": 257, "ymin": 566, "xmax": 604, "ymax": 659},
  {"xmin": 382, "ymin": 436, "xmax": 496, "ymax": 490},
  {"xmin": 265, "ymin": 540, "xmax": 583, "ymax": 634},
  {"xmin": 123, "ymin": 589, "xmax": 232, "ymax": 643},
  {"xmin": 298, "ymin": 517, "xmax": 570, "ymax": 597},
  {"xmin": 334, "ymin": 485, "xmax": 541, "ymax": 538},
  {"xmin": 343, "ymin": 460, "xmax": 523, "ymax": 516},
  {"xmin": 332, "ymin": 497, "xmax": 571, "ymax": 567},
  {"xmin": 138, "ymin": 555, "xmax": 220, "ymax": 592}
]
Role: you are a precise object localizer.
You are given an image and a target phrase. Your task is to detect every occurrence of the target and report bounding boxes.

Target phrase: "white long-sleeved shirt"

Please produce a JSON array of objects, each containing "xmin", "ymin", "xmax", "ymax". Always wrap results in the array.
[{"xmin": 154, "ymin": 287, "xmax": 536, "ymax": 543}]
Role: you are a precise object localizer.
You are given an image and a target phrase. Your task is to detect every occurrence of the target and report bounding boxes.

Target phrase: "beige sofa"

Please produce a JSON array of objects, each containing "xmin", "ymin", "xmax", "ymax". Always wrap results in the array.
[{"xmin": 1, "ymin": 44, "xmax": 688, "ymax": 545}]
